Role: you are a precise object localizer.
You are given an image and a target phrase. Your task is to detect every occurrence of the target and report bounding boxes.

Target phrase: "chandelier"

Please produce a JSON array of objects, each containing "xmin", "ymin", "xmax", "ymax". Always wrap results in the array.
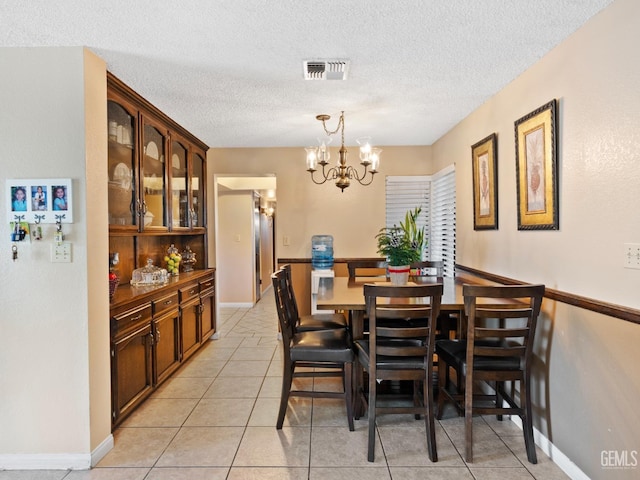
[{"xmin": 305, "ymin": 111, "xmax": 381, "ymax": 192}]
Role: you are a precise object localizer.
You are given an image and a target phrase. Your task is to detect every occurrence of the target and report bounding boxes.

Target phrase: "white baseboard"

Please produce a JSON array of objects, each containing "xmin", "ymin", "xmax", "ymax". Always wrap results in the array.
[
  {"xmin": 0, "ymin": 434, "xmax": 114, "ymax": 471},
  {"xmin": 91, "ymin": 434, "xmax": 114, "ymax": 467},
  {"xmin": 0, "ymin": 453, "xmax": 89, "ymax": 470},
  {"xmin": 219, "ymin": 302, "xmax": 255, "ymax": 308},
  {"xmin": 509, "ymin": 416, "xmax": 589, "ymax": 480}
]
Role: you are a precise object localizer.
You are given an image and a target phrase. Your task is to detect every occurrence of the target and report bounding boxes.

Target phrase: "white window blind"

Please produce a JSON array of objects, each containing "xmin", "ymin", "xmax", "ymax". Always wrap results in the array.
[
  {"xmin": 385, "ymin": 167, "xmax": 456, "ymax": 275},
  {"xmin": 385, "ymin": 176, "xmax": 431, "ymax": 260},
  {"xmin": 430, "ymin": 166, "xmax": 456, "ymax": 276}
]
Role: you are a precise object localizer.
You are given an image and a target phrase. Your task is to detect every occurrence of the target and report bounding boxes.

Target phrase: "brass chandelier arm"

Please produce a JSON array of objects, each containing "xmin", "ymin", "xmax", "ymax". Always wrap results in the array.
[
  {"xmin": 345, "ymin": 165, "xmax": 377, "ymax": 186},
  {"xmin": 308, "ymin": 164, "xmax": 339, "ymax": 185}
]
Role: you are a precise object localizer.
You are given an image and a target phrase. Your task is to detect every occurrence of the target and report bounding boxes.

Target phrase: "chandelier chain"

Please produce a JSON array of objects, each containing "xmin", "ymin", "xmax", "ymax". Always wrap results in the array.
[{"xmin": 320, "ymin": 111, "xmax": 345, "ymax": 139}]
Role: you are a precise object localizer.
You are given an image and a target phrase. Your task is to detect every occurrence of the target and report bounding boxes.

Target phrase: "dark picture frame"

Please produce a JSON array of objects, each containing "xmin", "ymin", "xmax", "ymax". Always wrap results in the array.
[
  {"xmin": 515, "ymin": 99, "xmax": 558, "ymax": 230},
  {"xmin": 472, "ymin": 133, "xmax": 498, "ymax": 230}
]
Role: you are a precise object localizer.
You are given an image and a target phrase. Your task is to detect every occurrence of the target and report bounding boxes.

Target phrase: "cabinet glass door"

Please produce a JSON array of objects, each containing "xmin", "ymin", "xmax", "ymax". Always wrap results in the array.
[
  {"xmin": 191, "ymin": 151, "xmax": 206, "ymax": 228},
  {"xmin": 107, "ymin": 101, "xmax": 136, "ymax": 227},
  {"xmin": 171, "ymin": 140, "xmax": 188, "ymax": 228},
  {"xmin": 141, "ymin": 123, "xmax": 167, "ymax": 229}
]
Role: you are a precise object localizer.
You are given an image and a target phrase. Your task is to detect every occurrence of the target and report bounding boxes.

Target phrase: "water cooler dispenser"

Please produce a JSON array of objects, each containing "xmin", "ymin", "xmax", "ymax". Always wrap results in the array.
[{"xmin": 310, "ymin": 235, "xmax": 334, "ymax": 314}]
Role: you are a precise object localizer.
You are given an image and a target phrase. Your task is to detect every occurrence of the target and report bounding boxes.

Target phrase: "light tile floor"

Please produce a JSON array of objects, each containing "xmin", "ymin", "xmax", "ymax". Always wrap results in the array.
[{"xmin": 1, "ymin": 290, "xmax": 570, "ymax": 480}]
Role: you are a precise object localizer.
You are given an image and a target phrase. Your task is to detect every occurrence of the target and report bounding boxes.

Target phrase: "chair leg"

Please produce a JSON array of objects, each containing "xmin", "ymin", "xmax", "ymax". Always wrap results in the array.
[
  {"xmin": 521, "ymin": 379, "xmax": 538, "ymax": 464},
  {"xmin": 276, "ymin": 362, "xmax": 294, "ymax": 429},
  {"xmin": 367, "ymin": 370, "xmax": 377, "ymax": 462},
  {"xmin": 495, "ymin": 380, "xmax": 504, "ymax": 421},
  {"xmin": 423, "ymin": 373, "xmax": 438, "ymax": 462},
  {"xmin": 413, "ymin": 380, "xmax": 421, "ymax": 419},
  {"xmin": 436, "ymin": 358, "xmax": 446, "ymax": 419},
  {"xmin": 344, "ymin": 362, "xmax": 355, "ymax": 431},
  {"xmin": 464, "ymin": 369, "xmax": 474, "ymax": 462}
]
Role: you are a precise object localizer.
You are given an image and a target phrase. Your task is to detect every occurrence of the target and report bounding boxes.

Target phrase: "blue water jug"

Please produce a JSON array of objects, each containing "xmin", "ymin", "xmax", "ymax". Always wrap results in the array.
[{"xmin": 312, "ymin": 235, "xmax": 334, "ymax": 270}]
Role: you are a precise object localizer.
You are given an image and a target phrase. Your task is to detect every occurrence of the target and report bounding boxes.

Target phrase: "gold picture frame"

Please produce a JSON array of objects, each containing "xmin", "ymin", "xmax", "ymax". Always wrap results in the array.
[
  {"xmin": 472, "ymin": 133, "xmax": 498, "ymax": 230},
  {"xmin": 515, "ymin": 99, "xmax": 558, "ymax": 230}
]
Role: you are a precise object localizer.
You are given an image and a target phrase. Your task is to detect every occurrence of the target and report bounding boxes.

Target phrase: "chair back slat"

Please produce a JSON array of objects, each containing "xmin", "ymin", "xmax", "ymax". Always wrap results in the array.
[
  {"xmin": 271, "ymin": 269, "xmax": 297, "ymax": 346},
  {"xmin": 475, "ymin": 327, "xmax": 530, "ymax": 338},
  {"xmin": 348, "ymin": 260, "xmax": 388, "ymax": 279},
  {"xmin": 410, "ymin": 260, "xmax": 444, "ymax": 278},
  {"xmin": 474, "ymin": 345, "xmax": 527, "ymax": 357},
  {"xmin": 377, "ymin": 325, "xmax": 430, "ymax": 338}
]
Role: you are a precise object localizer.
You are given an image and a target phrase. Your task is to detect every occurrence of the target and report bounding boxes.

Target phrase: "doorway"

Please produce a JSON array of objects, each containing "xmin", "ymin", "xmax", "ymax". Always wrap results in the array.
[{"xmin": 214, "ymin": 174, "xmax": 276, "ymax": 307}]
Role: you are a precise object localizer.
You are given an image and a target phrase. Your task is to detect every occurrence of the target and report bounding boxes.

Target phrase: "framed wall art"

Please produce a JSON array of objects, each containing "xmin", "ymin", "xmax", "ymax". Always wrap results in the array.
[
  {"xmin": 472, "ymin": 133, "xmax": 498, "ymax": 230},
  {"xmin": 515, "ymin": 99, "xmax": 558, "ymax": 230},
  {"xmin": 6, "ymin": 178, "xmax": 73, "ymax": 224}
]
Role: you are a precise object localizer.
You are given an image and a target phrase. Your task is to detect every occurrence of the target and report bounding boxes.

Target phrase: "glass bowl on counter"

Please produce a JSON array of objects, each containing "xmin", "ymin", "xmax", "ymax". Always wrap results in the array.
[{"xmin": 131, "ymin": 258, "xmax": 168, "ymax": 286}]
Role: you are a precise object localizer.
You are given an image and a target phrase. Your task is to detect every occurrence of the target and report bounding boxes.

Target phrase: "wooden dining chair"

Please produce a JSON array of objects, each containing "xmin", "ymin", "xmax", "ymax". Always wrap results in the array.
[
  {"xmin": 282, "ymin": 264, "xmax": 348, "ymax": 332},
  {"xmin": 272, "ymin": 268, "xmax": 355, "ymax": 431},
  {"xmin": 410, "ymin": 260, "xmax": 456, "ymax": 341},
  {"xmin": 355, "ymin": 283, "xmax": 443, "ymax": 462},
  {"xmin": 436, "ymin": 283, "xmax": 545, "ymax": 463},
  {"xmin": 347, "ymin": 260, "xmax": 388, "ymax": 280},
  {"xmin": 410, "ymin": 260, "xmax": 444, "ymax": 278}
]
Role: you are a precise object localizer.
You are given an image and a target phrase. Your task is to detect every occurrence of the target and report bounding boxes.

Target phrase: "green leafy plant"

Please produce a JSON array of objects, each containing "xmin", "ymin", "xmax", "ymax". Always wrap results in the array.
[{"xmin": 375, "ymin": 207, "xmax": 426, "ymax": 266}]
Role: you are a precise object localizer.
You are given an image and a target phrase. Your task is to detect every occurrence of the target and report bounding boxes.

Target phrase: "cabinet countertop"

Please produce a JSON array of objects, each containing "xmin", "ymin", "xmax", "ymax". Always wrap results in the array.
[{"xmin": 110, "ymin": 268, "xmax": 215, "ymax": 310}]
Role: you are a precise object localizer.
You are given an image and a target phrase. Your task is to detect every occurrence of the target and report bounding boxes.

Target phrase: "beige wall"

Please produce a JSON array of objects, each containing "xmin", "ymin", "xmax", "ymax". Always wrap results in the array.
[
  {"xmin": 217, "ymin": 191, "xmax": 256, "ymax": 304},
  {"xmin": 0, "ymin": 48, "xmax": 111, "ymax": 467},
  {"xmin": 433, "ymin": 0, "xmax": 640, "ymax": 478},
  {"xmin": 209, "ymin": 146, "xmax": 432, "ymax": 262}
]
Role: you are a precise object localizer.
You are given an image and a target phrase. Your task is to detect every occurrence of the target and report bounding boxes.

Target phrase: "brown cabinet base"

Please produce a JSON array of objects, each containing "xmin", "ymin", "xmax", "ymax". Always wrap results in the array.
[{"xmin": 110, "ymin": 269, "xmax": 216, "ymax": 428}]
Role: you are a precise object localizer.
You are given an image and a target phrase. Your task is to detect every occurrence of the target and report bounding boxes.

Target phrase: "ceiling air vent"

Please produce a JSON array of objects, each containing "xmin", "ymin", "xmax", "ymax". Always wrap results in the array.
[{"xmin": 303, "ymin": 60, "xmax": 349, "ymax": 80}]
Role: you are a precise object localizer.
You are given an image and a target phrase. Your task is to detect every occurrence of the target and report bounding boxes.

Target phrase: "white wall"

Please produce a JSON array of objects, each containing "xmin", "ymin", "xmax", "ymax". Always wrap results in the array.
[
  {"xmin": 0, "ymin": 47, "xmax": 111, "ymax": 468},
  {"xmin": 433, "ymin": 0, "xmax": 640, "ymax": 478}
]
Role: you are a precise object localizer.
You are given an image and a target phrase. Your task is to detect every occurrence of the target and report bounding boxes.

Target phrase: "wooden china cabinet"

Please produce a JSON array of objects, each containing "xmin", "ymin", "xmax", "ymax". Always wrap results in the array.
[{"xmin": 107, "ymin": 72, "xmax": 216, "ymax": 427}]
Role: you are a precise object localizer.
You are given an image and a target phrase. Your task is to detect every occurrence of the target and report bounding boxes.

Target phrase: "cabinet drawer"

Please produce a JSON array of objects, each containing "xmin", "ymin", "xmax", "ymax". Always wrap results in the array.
[
  {"xmin": 153, "ymin": 292, "xmax": 179, "ymax": 317},
  {"xmin": 199, "ymin": 276, "xmax": 215, "ymax": 292},
  {"xmin": 179, "ymin": 283, "xmax": 200, "ymax": 303},
  {"xmin": 113, "ymin": 303, "xmax": 152, "ymax": 336}
]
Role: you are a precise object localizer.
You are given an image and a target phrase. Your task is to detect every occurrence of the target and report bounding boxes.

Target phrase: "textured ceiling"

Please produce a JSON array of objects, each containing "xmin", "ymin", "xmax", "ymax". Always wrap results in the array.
[{"xmin": 1, "ymin": 0, "xmax": 614, "ymax": 148}]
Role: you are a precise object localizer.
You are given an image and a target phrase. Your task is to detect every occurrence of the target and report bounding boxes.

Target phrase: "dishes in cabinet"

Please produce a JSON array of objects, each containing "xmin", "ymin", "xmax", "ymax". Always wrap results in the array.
[
  {"xmin": 112, "ymin": 162, "xmax": 132, "ymax": 189},
  {"xmin": 145, "ymin": 141, "xmax": 159, "ymax": 160}
]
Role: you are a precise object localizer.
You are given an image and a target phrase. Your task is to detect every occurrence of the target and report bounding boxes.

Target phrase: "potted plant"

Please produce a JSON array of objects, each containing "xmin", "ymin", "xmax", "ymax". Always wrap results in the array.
[{"xmin": 375, "ymin": 207, "xmax": 425, "ymax": 285}]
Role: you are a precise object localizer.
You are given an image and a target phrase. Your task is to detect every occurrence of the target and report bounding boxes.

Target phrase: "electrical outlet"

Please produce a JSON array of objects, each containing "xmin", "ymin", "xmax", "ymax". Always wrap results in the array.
[
  {"xmin": 51, "ymin": 242, "xmax": 72, "ymax": 263},
  {"xmin": 624, "ymin": 243, "xmax": 640, "ymax": 269}
]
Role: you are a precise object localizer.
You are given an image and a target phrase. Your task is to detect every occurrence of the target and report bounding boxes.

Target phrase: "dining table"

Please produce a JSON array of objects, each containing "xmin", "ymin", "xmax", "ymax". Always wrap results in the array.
[{"xmin": 315, "ymin": 275, "xmax": 472, "ymax": 340}]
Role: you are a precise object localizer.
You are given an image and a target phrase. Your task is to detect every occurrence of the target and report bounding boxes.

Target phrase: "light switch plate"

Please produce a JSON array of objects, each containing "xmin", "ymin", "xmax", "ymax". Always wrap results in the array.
[
  {"xmin": 51, "ymin": 242, "xmax": 72, "ymax": 263},
  {"xmin": 624, "ymin": 243, "xmax": 640, "ymax": 269}
]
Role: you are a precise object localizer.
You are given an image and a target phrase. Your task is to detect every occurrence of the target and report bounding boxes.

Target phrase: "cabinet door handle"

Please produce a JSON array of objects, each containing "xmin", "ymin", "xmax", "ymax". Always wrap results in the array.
[
  {"xmin": 156, "ymin": 330, "xmax": 161, "ymax": 343},
  {"xmin": 163, "ymin": 300, "xmax": 173, "ymax": 305},
  {"xmin": 130, "ymin": 314, "xmax": 143, "ymax": 321},
  {"xmin": 189, "ymin": 288, "xmax": 196, "ymax": 294}
]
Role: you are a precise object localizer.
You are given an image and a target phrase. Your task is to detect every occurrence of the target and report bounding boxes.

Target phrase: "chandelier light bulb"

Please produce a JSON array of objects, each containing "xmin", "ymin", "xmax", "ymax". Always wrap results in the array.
[
  {"xmin": 306, "ymin": 147, "xmax": 318, "ymax": 171},
  {"xmin": 370, "ymin": 148, "xmax": 382, "ymax": 173}
]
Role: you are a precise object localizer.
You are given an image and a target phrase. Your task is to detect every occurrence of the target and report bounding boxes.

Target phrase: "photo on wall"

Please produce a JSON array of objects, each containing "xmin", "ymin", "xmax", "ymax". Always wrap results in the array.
[{"xmin": 6, "ymin": 178, "xmax": 73, "ymax": 223}]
